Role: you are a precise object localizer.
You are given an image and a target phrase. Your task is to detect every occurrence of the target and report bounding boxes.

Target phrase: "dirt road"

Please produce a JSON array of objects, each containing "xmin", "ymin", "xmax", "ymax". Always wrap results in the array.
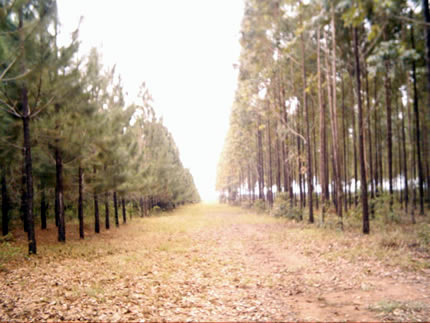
[{"xmin": 0, "ymin": 204, "xmax": 429, "ymax": 321}]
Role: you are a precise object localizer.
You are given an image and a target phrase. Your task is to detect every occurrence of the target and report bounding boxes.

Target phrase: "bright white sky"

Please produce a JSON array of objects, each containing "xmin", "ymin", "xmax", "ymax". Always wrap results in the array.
[{"xmin": 57, "ymin": 0, "xmax": 244, "ymax": 202}]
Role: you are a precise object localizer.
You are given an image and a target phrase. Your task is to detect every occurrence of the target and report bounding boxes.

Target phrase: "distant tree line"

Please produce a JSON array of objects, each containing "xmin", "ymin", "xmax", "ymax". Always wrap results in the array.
[{"xmin": 0, "ymin": 0, "xmax": 200, "ymax": 254}]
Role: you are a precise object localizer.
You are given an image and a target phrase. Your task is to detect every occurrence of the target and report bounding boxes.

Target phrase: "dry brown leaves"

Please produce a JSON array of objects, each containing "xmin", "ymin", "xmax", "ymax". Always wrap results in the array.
[{"xmin": 0, "ymin": 204, "xmax": 429, "ymax": 321}]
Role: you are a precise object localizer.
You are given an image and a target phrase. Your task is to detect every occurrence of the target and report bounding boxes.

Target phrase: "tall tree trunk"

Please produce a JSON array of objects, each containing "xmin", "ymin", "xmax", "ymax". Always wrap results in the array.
[
  {"xmin": 406, "ymin": 71, "xmax": 415, "ymax": 223},
  {"xmin": 139, "ymin": 197, "xmax": 144, "ymax": 217},
  {"xmin": 411, "ymin": 25, "xmax": 425, "ymax": 215},
  {"xmin": 105, "ymin": 192, "xmax": 110, "ymax": 229},
  {"xmin": 113, "ymin": 191, "xmax": 119, "ymax": 227},
  {"xmin": 23, "ymin": 109, "xmax": 36, "ymax": 253},
  {"xmin": 55, "ymin": 107, "xmax": 65, "ymax": 243},
  {"xmin": 328, "ymin": 9, "xmax": 343, "ymax": 226},
  {"xmin": 257, "ymin": 117, "xmax": 265, "ymax": 201},
  {"xmin": 341, "ymin": 76, "xmax": 349, "ymax": 213},
  {"xmin": 313, "ymin": 119, "xmax": 319, "ymax": 210},
  {"xmin": 384, "ymin": 61, "xmax": 394, "ymax": 210},
  {"xmin": 301, "ymin": 26, "xmax": 313, "ymax": 223},
  {"xmin": 2, "ymin": 170, "xmax": 9, "ymax": 236},
  {"xmin": 267, "ymin": 116, "xmax": 274, "ymax": 206},
  {"xmin": 93, "ymin": 167, "xmax": 100, "ymax": 233},
  {"xmin": 396, "ymin": 97, "xmax": 403, "ymax": 205},
  {"xmin": 373, "ymin": 76, "xmax": 380, "ymax": 195},
  {"xmin": 78, "ymin": 166, "xmax": 84, "ymax": 239},
  {"xmin": 318, "ymin": 26, "xmax": 327, "ymax": 221},
  {"xmin": 122, "ymin": 198, "xmax": 126, "ymax": 224},
  {"xmin": 423, "ymin": 0, "xmax": 430, "ymax": 120},
  {"xmin": 275, "ymin": 132, "xmax": 281, "ymax": 196},
  {"xmin": 364, "ymin": 65, "xmax": 375, "ymax": 217},
  {"xmin": 21, "ymin": 155, "xmax": 28, "ymax": 232},
  {"xmin": 349, "ymin": 72, "xmax": 358, "ymax": 207},
  {"xmin": 298, "ymin": 133, "xmax": 304, "ymax": 209},
  {"xmin": 354, "ymin": 27, "xmax": 370, "ymax": 234},
  {"xmin": 19, "ymin": 9, "xmax": 36, "ymax": 253}
]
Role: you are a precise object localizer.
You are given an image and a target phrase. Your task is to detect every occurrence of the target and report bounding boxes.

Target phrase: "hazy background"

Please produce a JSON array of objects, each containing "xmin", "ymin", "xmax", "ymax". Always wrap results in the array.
[{"xmin": 57, "ymin": 0, "xmax": 244, "ymax": 201}]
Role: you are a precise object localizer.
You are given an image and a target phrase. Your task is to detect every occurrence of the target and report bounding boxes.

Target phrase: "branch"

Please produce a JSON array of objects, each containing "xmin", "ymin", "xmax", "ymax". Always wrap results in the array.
[
  {"xmin": 2, "ymin": 69, "xmax": 31, "ymax": 82},
  {"xmin": 31, "ymin": 96, "xmax": 55, "ymax": 119},
  {"xmin": 363, "ymin": 21, "xmax": 388, "ymax": 58},
  {"xmin": 394, "ymin": 14, "xmax": 430, "ymax": 27},
  {"xmin": 286, "ymin": 124, "xmax": 306, "ymax": 143},
  {"xmin": 0, "ymin": 57, "xmax": 17, "ymax": 82},
  {"xmin": 0, "ymin": 98, "xmax": 21, "ymax": 117}
]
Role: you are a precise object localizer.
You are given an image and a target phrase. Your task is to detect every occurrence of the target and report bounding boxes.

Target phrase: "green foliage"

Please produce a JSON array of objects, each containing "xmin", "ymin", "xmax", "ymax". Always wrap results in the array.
[
  {"xmin": 271, "ymin": 192, "xmax": 289, "ymax": 217},
  {"xmin": 151, "ymin": 206, "xmax": 162, "ymax": 215},
  {"xmin": 0, "ymin": 0, "xmax": 200, "ymax": 249},
  {"xmin": 253, "ymin": 199, "xmax": 266, "ymax": 213},
  {"xmin": 372, "ymin": 194, "xmax": 400, "ymax": 224},
  {"xmin": 417, "ymin": 224, "xmax": 430, "ymax": 247}
]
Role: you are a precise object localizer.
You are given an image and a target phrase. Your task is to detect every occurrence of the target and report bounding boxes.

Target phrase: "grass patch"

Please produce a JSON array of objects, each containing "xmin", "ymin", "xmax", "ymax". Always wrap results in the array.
[{"xmin": 369, "ymin": 299, "xmax": 427, "ymax": 320}]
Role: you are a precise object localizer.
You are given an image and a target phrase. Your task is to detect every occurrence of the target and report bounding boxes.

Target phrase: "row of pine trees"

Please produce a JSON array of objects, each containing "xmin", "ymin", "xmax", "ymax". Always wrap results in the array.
[
  {"xmin": 217, "ymin": 0, "xmax": 430, "ymax": 233},
  {"xmin": 0, "ymin": 0, "xmax": 200, "ymax": 254}
]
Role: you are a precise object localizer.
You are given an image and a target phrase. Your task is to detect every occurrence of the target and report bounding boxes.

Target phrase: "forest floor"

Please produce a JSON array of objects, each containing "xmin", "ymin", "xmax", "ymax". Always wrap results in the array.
[{"xmin": 1, "ymin": 203, "xmax": 430, "ymax": 321}]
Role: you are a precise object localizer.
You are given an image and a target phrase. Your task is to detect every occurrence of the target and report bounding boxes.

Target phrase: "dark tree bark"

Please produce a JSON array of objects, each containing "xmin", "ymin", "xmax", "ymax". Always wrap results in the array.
[
  {"xmin": 325, "ymin": 16, "xmax": 343, "ymax": 226},
  {"xmin": 384, "ymin": 61, "xmax": 394, "ymax": 209},
  {"xmin": 257, "ymin": 117, "xmax": 265, "ymax": 200},
  {"xmin": 411, "ymin": 24, "xmax": 425, "ymax": 215},
  {"xmin": 341, "ymin": 77, "xmax": 349, "ymax": 213},
  {"xmin": 21, "ymin": 155, "xmax": 28, "ymax": 233},
  {"xmin": 349, "ymin": 73, "xmax": 358, "ymax": 207},
  {"xmin": 301, "ymin": 27, "xmax": 313, "ymax": 223},
  {"xmin": 55, "ymin": 107, "xmax": 65, "ymax": 243},
  {"xmin": 364, "ymin": 66, "xmax": 375, "ymax": 219},
  {"xmin": 354, "ymin": 27, "xmax": 370, "ymax": 234},
  {"xmin": 317, "ymin": 27, "xmax": 327, "ymax": 220},
  {"xmin": 19, "ymin": 9, "xmax": 36, "ymax": 253},
  {"xmin": 313, "ymin": 120, "xmax": 319, "ymax": 210},
  {"xmin": 23, "ymin": 107, "xmax": 36, "ymax": 253},
  {"xmin": 267, "ymin": 116, "xmax": 274, "ymax": 206},
  {"xmin": 122, "ymin": 198, "xmax": 126, "ymax": 224},
  {"xmin": 113, "ymin": 191, "xmax": 119, "ymax": 227},
  {"xmin": 105, "ymin": 192, "xmax": 110, "ymax": 229},
  {"xmin": 298, "ymin": 132, "xmax": 304, "ymax": 209},
  {"xmin": 139, "ymin": 197, "xmax": 144, "ymax": 217},
  {"xmin": 395, "ymin": 98, "xmax": 403, "ymax": 205},
  {"xmin": 275, "ymin": 133, "xmax": 282, "ymax": 196},
  {"xmin": 2, "ymin": 170, "xmax": 9, "ymax": 236},
  {"xmin": 423, "ymin": 0, "xmax": 430, "ymax": 121},
  {"xmin": 93, "ymin": 167, "xmax": 100, "ymax": 234},
  {"xmin": 78, "ymin": 166, "xmax": 84, "ymax": 238}
]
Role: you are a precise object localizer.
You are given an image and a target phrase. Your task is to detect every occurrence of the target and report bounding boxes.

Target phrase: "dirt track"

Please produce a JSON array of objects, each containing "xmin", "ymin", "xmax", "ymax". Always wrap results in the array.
[{"xmin": 0, "ymin": 204, "xmax": 429, "ymax": 321}]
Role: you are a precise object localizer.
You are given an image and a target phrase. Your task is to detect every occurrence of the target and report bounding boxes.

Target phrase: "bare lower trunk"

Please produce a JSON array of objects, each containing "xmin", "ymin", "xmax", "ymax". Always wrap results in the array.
[
  {"xmin": 2, "ymin": 170, "xmax": 9, "ymax": 236},
  {"xmin": 105, "ymin": 192, "xmax": 110, "ymax": 229},
  {"xmin": 257, "ymin": 118, "xmax": 265, "ymax": 201},
  {"xmin": 267, "ymin": 117, "xmax": 273, "ymax": 206},
  {"xmin": 318, "ymin": 27, "xmax": 327, "ymax": 221},
  {"xmin": 78, "ymin": 166, "xmax": 84, "ymax": 238},
  {"xmin": 411, "ymin": 25, "xmax": 425, "ymax": 215},
  {"xmin": 93, "ymin": 167, "xmax": 100, "ymax": 233},
  {"xmin": 354, "ymin": 27, "xmax": 369, "ymax": 234},
  {"xmin": 122, "ymin": 198, "xmax": 126, "ymax": 224},
  {"xmin": 301, "ymin": 26, "xmax": 313, "ymax": 223},
  {"xmin": 114, "ymin": 192, "xmax": 119, "ymax": 227},
  {"xmin": 384, "ymin": 62, "xmax": 394, "ymax": 210}
]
